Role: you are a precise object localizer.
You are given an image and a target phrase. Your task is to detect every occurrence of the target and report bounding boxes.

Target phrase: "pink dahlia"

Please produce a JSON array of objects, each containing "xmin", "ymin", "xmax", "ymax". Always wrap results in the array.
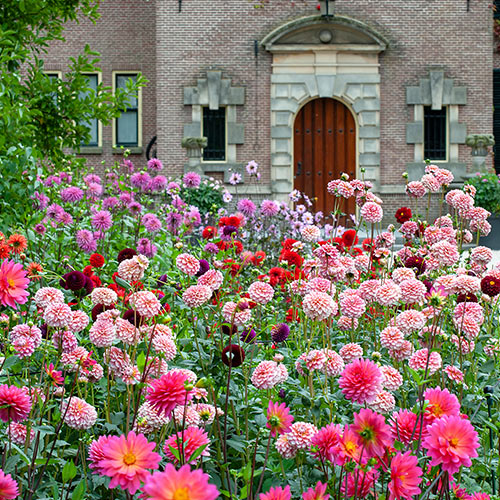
[
  {"xmin": 145, "ymin": 371, "xmax": 193, "ymax": 417},
  {"xmin": 396, "ymin": 310, "xmax": 426, "ymax": 334},
  {"xmin": 408, "ymin": 349, "xmax": 442, "ymax": 375},
  {"xmin": 0, "ymin": 259, "xmax": 29, "ymax": 309},
  {"xmin": 424, "ymin": 386, "xmax": 460, "ymax": 424},
  {"xmin": 287, "ymin": 421, "xmax": 318, "ymax": 450},
  {"xmin": 338, "ymin": 358, "xmax": 383, "ymax": 405},
  {"xmin": 43, "ymin": 302, "xmax": 72, "ymax": 328},
  {"xmin": 391, "ymin": 409, "xmax": 422, "ymax": 445},
  {"xmin": 260, "ymin": 485, "xmax": 291, "ymax": 500},
  {"xmin": 380, "ymin": 365, "xmax": 403, "ymax": 391},
  {"xmin": 61, "ymin": 396, "xmax": 97, "ymax": 430},
  {"xmin": 183, "ymin": 284, "xmax": 212, "ymax": 307},
  {"xmin": 267, "ymin": 401, "xmax": 294, "ymax": 437},
  {"xmin": 423, "ymin": 414, "xmax": 479, "ymax": 475},
  {"xmin": 197, "ymin": 269, "xmax": 224, "ymax": 291},
  {"xmin": 129, "ymin": 291, "xmax": 162, "ymax": 318},
  {"xmin": 0, "ymin": 469, "xmax": 18, "ymax": 500},
  {"xmin": 376, "ymin": 282, "xmax": 402, "ymax": 306},
  {"xmin": 163, "ymin": 426, "xmax": 210, "ymax": 464},
  {"xmin": 302, "ymin": 291, "xmax": 337, "ymax": 321},
  {"xmin": 276, "ymin": 434, "xmax": 298, "ymax": 459},
  {"xmin": 142, "ymin": 463, "xmax": 219, "ymax": 500},
  {"xmin": 340, "ymin": 294, "xmax": 366, "ymax": 319},
  {"xmin": 369, "ymin": 391, "xmax": 396, "ymax": 414},
  {"xmin": 351, "ymin": 408, "xmax": 393, "ymax": 458},
  {"xmin": 445, "ymin": 365, "xmax": 465, "ymax": 385},
  {"xmin": 341, "ymin": 469, "xmax": 379, "ymax": 498},
  {"xmin": 90, "ymin": 431, "xmax": 160, "ymax": 494},
  {"xmin": 361, "ymin": 201, "xmax": 383, "ymax": 223},
  {"xmin": 388, "ymin": 451, "xmax": 423, "ymax": 500},
  {"xmin": 251, "ymin": 361, "xmax": 287, "ymax": 389},
  {"xmin": 33, "ymin": 286, "xmax": 64, "ymax": 309},
  {"xmin": 380, "ymin": 327, "xmax": 405, "ymax": 350},
  {"xmin": 222, "ymin": 301, "xmax": 252, "ymax": 326},
  {"xmin": 248, "ymin": 281, "xmax": 275, "ymax": 304},
  {"xmin": 339, "ymin": 343, "xmax": 363, "ymax": 363},
  {"xmin": 176, "ymin": 253, "xmax": 200, "ymax": 276},
  {"xmin": 399, "ymin": 278, "xmax": 427, "ymax": 304},
  {"xmin": 311, "ymin": 423, "xmax": 342, "ymax": 463},
  {"xmin": 0, "ymin": 384, "xmax": 31, "ymax": 423},
  {"xmin": 302, "ymin": 482, "xmax": 330, "ymax": 500}
]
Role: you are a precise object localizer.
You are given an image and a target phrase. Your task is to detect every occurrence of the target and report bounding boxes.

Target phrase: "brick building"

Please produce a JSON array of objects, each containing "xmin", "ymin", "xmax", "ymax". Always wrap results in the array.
[{"xmin": 42, "ymin": 0, "xmax": 496, "ymax": 215}]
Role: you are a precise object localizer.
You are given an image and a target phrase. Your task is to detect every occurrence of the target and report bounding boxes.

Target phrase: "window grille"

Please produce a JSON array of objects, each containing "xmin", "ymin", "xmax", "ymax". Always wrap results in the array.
[
  {"xmin": 493, "ymin": 70, "xmax": 500, "ymax": 173},
  {"xmin": 80, "ymin": 74, "xmax": 99, "ymax": 147},
  {"xmin": 202, "ymin": 107, "xmax": 226, "ymax": 161},
  {"xmin": 115, "ymin": 74, "xmax": 139, "ymax": 147},
  {"xmin": 423, "ymin": 106, "xmax": 447, "ymax": 161}
]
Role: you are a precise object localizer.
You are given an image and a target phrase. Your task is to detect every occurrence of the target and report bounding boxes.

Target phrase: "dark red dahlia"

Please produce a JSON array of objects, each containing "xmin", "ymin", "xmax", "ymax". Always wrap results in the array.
[
  {"xmin": 342, "ymin": 229, "xmax": 359, "ymax": 248},
  {"xmin": 481, "ymin": 276, "xmax": 500, "ymax": 297},
  {"xmin": 404, "ymin": 256, "xmax": 426, "ymax": 274},
  {"xmin": 117, "ymin": 248, "xmax": 137, "ymax": 263},
  {"xmin": 221, "ymin": 344, "xmax": 245, "ymax": 367},
  {"xmin": 395, "ymin": 207, "xmax": 412, "ymax": 224},
  {"xmin": 456, "ymin": 293, "xmax": 478, "ymax": 303},
  {"xmin": 60, "ymin": 271, "xmax": 86, "ymax": 291},
  {"xmin": 89, "ymin": 253, "xmax": 105, "ymax": 268}
]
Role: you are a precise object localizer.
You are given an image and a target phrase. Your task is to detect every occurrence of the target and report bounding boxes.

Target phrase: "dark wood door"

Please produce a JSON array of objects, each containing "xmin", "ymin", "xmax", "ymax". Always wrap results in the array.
[{"xmin": 294, "ymin": 98, "xmax": 356, "ymax": 224}]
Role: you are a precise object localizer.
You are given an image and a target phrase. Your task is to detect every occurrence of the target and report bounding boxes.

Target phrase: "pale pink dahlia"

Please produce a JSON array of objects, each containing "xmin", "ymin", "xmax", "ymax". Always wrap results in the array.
[
  {"xmin": 392, "ymin": 267, "xmax": 416, "ymax": 284},
  {"xmin": 176, "ymin": 253, "xmax": 200, "ymax": 276},
  {"xmin": 431, "ymin": 240, "xmax": 459, "ymax": 266},
  {"xmin": 323, "ymin": 349, "xmax": 345, "ymax": 376},
  {"xmin": 337, "ymin": 316, "xmax": 358, "ymax": 331},
  {"xmin": 129, "ymin": 291, "xmax": 161, "ymax": 318},
  {"xmin": 339, "ymin": 343, "xmax": 363, "ymax": 363},
  {"xmin": 287, "ymin": 421, "xmax": 318, "ymax": 450},
  {"xmin": 198, "ymin": 269, "xmax": 224, "ymax": 290},
  {"xmin": 340, "ymin": 294, "xmax": 366, "ymax": 318},
  {"xmin": 406, "ymin": 181, "xmax": 426, "ymax": 198},
  {"xmin": 380, "ymin": 327, "xmax": 405, "ymax": 350},
  {"xmin": 380, "ymin": 365, "xmax": 403, "ymax": 391},
  {"xmin": 222, "ymin": 301, "xmax": 252, "ymax": 326},
  {"xmin": 5, "ymin": 422, "xmax": 35, "ymax": 446},
  {"xmin": 470, "ymin": 246, "xmax": 493, "ymax": 265},
  {"xmin": 302, "ymin": 291, "xmax": 337, "ymax": 321},
  {"xmin": 376, "ymin": 281, "xmax": 402, "ymax": 306},
  {"xmin": 396, "ymin": 310, "xmax": 426, "ymax": 334},
  {"xmin": 399, "ymin": 278, "xmax": 427, "ymax": 304},
  {"xmin": 248, "ymin": 281, "xmax": 275, "ymax": 304},
  {"xmin": 361, "ymin": 202, "xmax": 383, "ymax": 223},
  {"xmin": 183, "ymin": 284, "xmax": 212, "ymax": 307},
  {"xmin": 369, "ymin": 390, "xmax": 396, "ymax": 414},
  {"xmin": 408, "ymin": 348, "xmax": 442, "ymax": 375},
  {"xmin": 305, "ymin": 350, "xmax": 327, "ymax": 371},
  {"xmin": 89, "ymin": 318, "xmax": 116, "ymax": 347},
  {"xmin": 338, "ymin": 358, "xmax": 383, "ymax": 404},
  {"xmin": 306, "ymin": 277, "xmax": 332, "ymax": 295},
  {"xmin": 445, "ymin": 365, "xmax": 465, "ymax": 385},
  {"xmin": 301, "ymin": 224, "xmax": 321, "ymax": 242},
  {"xmin": 33, "ymin": 286, "xmax": 64, "ymax": 309},
  {"xmin": 90, "ymin": 287, "xmax": 117, "ymax": 306},
  {"xmin": 43, "ymin": 302, "xmax": 72, "ymax": 328},
  {"xmin": 69, "ymin": 310, "xmax": 90, "ymax": 333},
  {"xmin": 251, "ymin": 360, "xmax": 285, "ymax": 389},
  {"xmin": 61, "ymin": 396, "xmax": 97, "ymax": 430},
  {"xmin": 276, "ymin": 434, "xmax": 298, "ymax": 459}
]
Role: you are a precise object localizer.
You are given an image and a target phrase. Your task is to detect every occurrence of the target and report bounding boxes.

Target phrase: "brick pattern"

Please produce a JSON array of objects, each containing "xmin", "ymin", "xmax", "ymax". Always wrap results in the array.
[{"xmin": 43, "ymin": 0, "xmax": 494, "ymax": 191}]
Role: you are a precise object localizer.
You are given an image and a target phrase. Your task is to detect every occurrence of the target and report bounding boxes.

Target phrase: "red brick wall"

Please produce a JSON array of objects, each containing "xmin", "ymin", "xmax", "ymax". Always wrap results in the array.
[{"xmin": 42, "ymin": 1, "xmax": 157, "ymax": 172}]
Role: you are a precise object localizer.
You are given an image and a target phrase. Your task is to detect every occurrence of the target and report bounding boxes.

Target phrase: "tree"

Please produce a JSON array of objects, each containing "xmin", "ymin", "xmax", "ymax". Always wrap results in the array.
[{"xmin": 0, "ymin": 0, "xmax": 145, "ymax": 229}]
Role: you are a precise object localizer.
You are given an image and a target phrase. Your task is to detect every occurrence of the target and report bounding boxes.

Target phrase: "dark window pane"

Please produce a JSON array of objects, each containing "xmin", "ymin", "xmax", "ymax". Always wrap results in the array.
[
  {"xmin": 46, "ymin": 73, "xmax": 59, "ymax": 105},
  {"xmin": 424, "ymin": 106, "xmax": 447, "ymax": 161},
  {"xmin": 80, "ymin": 74, "xmax": 99, "ymax": 147},
  {"xmin": 494, "ymin": 70, "xmax": 500, "ymax": 173},
  {"xmin": 116, "ymin": 74, "xmax": 138, "ymax": 109},
  {"xmin": 203, "ymin": 107, "xmax": 226, "ymax": 161},
  {"xmin": 494, "ymin": 0, "xmax": 500, "ymax": 19}
]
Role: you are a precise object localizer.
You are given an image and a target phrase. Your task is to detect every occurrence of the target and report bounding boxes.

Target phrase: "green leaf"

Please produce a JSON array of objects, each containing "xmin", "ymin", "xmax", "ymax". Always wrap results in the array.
[
  {"xmin": 188, "ymin": 443, "xmax": 208, "ymax": 463},
  {"xmin": 72, "ymin": 480, "xmax": 86, "ymax": 500},
  {"xmin": 62, "ymin": 460, "xmax": 77, "ymax": 482},
  {"xmin": 115, "ymin": 276, "xmax": 131, "ymax": 290},
  {"xmin": 137, "ymin": 351, "xmax": 146, "ymax": 372},
  {"xmin": 168, "ymin": 445, "xmax": 181, "ymax": 461}
]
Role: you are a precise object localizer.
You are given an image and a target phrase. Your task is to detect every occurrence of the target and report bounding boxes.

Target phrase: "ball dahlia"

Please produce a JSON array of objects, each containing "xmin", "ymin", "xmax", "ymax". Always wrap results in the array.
[{"xmin": 338, "ymin": 358, "xmax": 383, "ymax": 405}]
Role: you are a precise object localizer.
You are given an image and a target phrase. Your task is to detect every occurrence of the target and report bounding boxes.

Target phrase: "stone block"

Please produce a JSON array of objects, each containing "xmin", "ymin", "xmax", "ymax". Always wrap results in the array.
[
  {"xmin": 359, "ymin": 153, "xmax": 380, "ymax": 166},
  {"xmin": 228, "ymin": 124, "xmax": 245, "ymax": 144},
  {"xmin": 275, "ymin": 139, "xmax": 289, "ymax": 152},
  {"xmin": 406, "ymin": 86, "xmax": 421, "ymax": 105},
  {"xmin": 183, "ymin": 87, "xmax": 198, "ymax": 105},
  {"xmin": 275, "ymin": 112, "xmax": 291, "ymax": 126},
  {"xmin": 271, "ymin": 98, "xmax": 299, "ymax": 113},
  {"xmin": 219, "ymin": 79, "xmax": 231, "ymax": 104},
  {"xmin": 271, "ymin": 126, "xmax": 292, "ymax": 139},
  {"xmin": 345, "ymin": 74, "xmax": 381, "ymax": 84},
  {"xmin": 271, "ymin": 178, "xmax": 293, "ymax": 194},
  {"xmin": 406, "ymin": 122, "xmax": 423, "ymax": 144},
  {"xmin": 362, "ymin": 138, "xmax": 379, "ymax": 153},
  {"xmin": 271, "ymin": 153, "xmax": 292, "ymax": 165},
  {"xmin": 362, "ymin": 84, "xmax": 378, "ymax": 98},
  {"xmin": 276, "ymin": 85, "xmax": 290, "ymax": 98},
  {"xmin": 346, "ymin": 84, "xmax": 362, "ymax": 101},
  {"xmin": 451, "ymin": 87, "xmax": 467, "ymax": 105},
  {"xmin": 441, "ymin": 79, "xmax": 453, "ymax": 105},
  {"xmin": 197, "ymin": 78, "xmax": 208, "ymax": 105},
  {"xmin": 449, "ymin": 122, "xmax": 467, "ymax": 144},
  {"xmin": 333, "ymin": 76, "xmax": 347, "ymax": 98},
  {"xmin": 290, "ymin": 84, "xmax": 308, "ymax": 101},
  {"xmin": 359, "ymin": 126, "xmax": 380, "ymax": 138},
  {"xmin": 419, "ymin": 79, "xmax": 431, "ymax": 105},
  {"xmin": 359, "ymin": 111, "xmax": 377, "ymax": 126},
  {"xmin": 316, "ymin": 75, "xmax": 334, "ymax": 97},
  {"xmin": 430, "ymin": 70, "xmax": 444, "ymax": 110},
  {"xmin": 207, "ymin": 71, "xmax": 222, "ymax": 110},
  {"xmin": 183, "ymin": 122, "xmax": 201, "ymax": 137},
  {"xmin": 353, "ymin": 98, "xmax": 380, "ymax": 113}
]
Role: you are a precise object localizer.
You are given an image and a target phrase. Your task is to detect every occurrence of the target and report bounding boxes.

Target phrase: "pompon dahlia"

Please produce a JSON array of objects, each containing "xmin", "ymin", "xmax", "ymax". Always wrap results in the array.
[
  {"xmin": 251, "ymin": 360, "xmax": 287, "ymax": 389},
  {"xmin": 248, "ymin": 281, "xmax": 275, "ymax": 304},
  {"xmin": 351, "ymin": 408, "xmax": 394, "ymax": 458},
  {"xmin": 260, "ymin": 486, "xmax": 291, "ymax": 500},
  {"xmin": 43, "ymin": 302, "xmax": 72, "ymax": 328},
  {"xmin": 339, "ymin": 343, "xmax": 363, "ymax": 363},
  {"xmin": 183, "ymin": 284, "xmax": 212, "ymax": 307},
  {"xmin": 33, "ymin": 286, "xmax": 64, "ymax": 309},
  {"xmin": 271, "ymin": 323, "xmax": 290, "ymax": 343},
  {"xmin": 423, "ymin": 414, "xmax": 479, "ymax": 475},
  {"xmin": 61, "ymin": 396, "xmax": 97, "ymax": 430},
  {"xmin": 129, "ymin": 291, "xmax": 161, "ymax": 318},
  {"xmin": 222, "ymin": 301, "xmax": 252, "ymax": 326},
  {"xmin": 176, "ymin": 253, "xmax": 200, "ymax": 276},
  {"xmin": 302, "ymin": 291, "xmax": 338, "ymax": 321},
  {"xmin": 89, "ymin": 431, "xmax": 161, "ymax": 494},
  {"xmin": 145, "ymin": 371, "xmax": 193, "ymax": 417},
  {"xmin": 197, "ymin": 269, "xmax": 224, "ymax": 291},
  {"xmin": 338, "ymin": 358, "xmax": 383, "ymax": 405},
  {"xmin": 380, "ymin": 365, "xmax": 403, "ymax": 391},
  {"xmin": 142, "ymin": 463, "xmax": 219, "ymax": 500},
  {"xmin": 0, "ymin": 259, "xmax": 30, "ymax": 309},
  {"xmin": 370, "ymin": 390, "xmax": 396, "ymax": 414},
  {"xmin": 0, "ymin": 469, "xmax": 19, "ymax": 500},
  {"xmin": 380, "ymin": 327, "xmax": 405, "ymax": 350},
  {"xmin": 0, "ymin": 384, "xmax": 31, "ymax": 423},
  {"xmin": 276, "ymin": 433, "xmax": 298, "ymax": 459},
  {"xmin": 388, "ymin": 451, "xmax": 423, "ymax": 500},
  {"xmin": 391, "ymin": 409, "xmax": 422, "ymax": 445},
  {"xmin": 287, "ymin": 422, "xmax": 318, "ymax": 450},
  {"xmin": 408, "ymin": 348, "xmax": 442, "ymax": 375},
  {"xmin": 163, "ymin": 426, "xmax": 210, "ymax": 464}
]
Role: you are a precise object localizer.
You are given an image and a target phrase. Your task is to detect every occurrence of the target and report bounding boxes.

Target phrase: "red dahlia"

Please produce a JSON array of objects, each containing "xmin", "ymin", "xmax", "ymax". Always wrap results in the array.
[
  {"xmin": 395, "ymin": 207, "xmax": 412, "ymax": 223},
  {"xmin": 89, "ymin": 253, "xmax": 105, "ymax": 268},
  {"xmin": 481, "ymin": 276, "xmax": 500, "ymax": 297}
]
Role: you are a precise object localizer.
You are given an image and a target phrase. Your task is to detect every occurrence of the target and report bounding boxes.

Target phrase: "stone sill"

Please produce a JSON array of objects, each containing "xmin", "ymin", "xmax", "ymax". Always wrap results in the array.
[
  {"xmin": 75, "ymin": 146, "xmax": 103, "ymax": 155},
  {"xmin": 112, "ymin": 146, "xmax": 143, "ymax": 155}
]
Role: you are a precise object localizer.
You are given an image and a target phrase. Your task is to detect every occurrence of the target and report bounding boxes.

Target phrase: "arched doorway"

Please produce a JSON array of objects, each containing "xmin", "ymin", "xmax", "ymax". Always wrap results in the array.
[{"xmin": 293, "ymin": 98, "xmax": 356, "ymax": 223}]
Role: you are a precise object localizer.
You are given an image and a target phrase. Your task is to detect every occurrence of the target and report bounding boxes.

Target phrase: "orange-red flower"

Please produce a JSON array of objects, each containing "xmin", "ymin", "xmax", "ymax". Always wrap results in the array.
[
  {"xmin": 7, "ymin": 234, "xmax": 27, "ymax": 254},
  {"xmin": 26, "ymin": 262, "xmax": 43, "ymax": 281}
]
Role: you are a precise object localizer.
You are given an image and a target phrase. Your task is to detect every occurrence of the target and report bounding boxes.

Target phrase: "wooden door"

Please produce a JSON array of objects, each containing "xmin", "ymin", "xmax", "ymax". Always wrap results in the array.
[{"xmin": 293, "ymin": 98, "xmax": 356, "ymax": 224}]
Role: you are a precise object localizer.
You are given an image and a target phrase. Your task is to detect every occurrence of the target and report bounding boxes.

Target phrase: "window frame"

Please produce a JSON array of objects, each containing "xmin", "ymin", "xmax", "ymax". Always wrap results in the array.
[
  {"xmin": 421, "ymin": 105, "xmax": 449, "ymax": 163},
  {"xmin": 201, "ymin": 106, "xmax": 228, "ymax": 163},
  {"xmin": 79, "ymin": 72, "xmax": 102, "ymax": 149},
  {"xmin": 112, "ymin": 71, "xmax": 142, "ymax": 149}
]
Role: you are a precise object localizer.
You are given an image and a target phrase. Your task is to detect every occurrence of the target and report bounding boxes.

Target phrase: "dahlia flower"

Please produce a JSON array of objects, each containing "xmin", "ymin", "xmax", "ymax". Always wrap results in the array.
[
  {"xmin": 302, "ymin": 291, "xmax": 338, "ymax": 321},
  {"xmin": 163, "ymin": 426, "xmax": 210, "ymax": 464},
  {"xmin": 341, "ymin": 469, "xmax": 378, "ymax": 498},
  {"xmin": 176, "ymin": 253, "xmax": 200, "ymax": 276},
  {"xmin": 391, "ymin": 409, "xmax": 422, "ymax": 445},
  {"xmin": 89, "ymin": 431, "xmax": 160, "ymax": 494},
  {"xmin": 0, "ymin": 469, "xmax": 18, "ymax": 500},
  {"xmin": 424, "ymin": 386, "xmax": 460, "ymax": 424},
  {"xmin": 267, "ymin": 401, "xmax": 294, "ymax": 437},
  {"xmin": 248, "ymin": 281, "xmax": 275, "ymax": 304},
  {"xmin": 311, "ymin": 423, "xmax": 342, "ymax": 463},
  {"xmin": 142, "ymin": 463, "xmax": 219, "ymax": 500},
  {"xmin": 423, "ymin": 414, "xmax": 479, "ymax": 475},
  {"xmin": 338, "ymin": 358, "xmax": 383, "ymax": 405},
  {"xmin": 276, "ymin": 434, "xmax": 298, "ymax": 459},
  {"xmin": 0, "ymin": 260, "xmax": 29, "ymax": 309},
  {"xmin": 287, "ymin": 422, "xmax": 318, "ymax": 450},
  {"xmin": 351, "ymin": 408, "xmax": 393, "ymax": 457},
  {"xmin": 0, "ymin": 384, "xmax": 31, "ymax": 423},
  {"xmin": 146, "ymin": 371, "xmax": 193, "ymax": 417},
  {"xmin": 61, "ymin": 396, "xmax": 97, "ymax": 430},
  {"xmin": 388, "ymin": 451, "xmax": 423, "ymax": 500}
]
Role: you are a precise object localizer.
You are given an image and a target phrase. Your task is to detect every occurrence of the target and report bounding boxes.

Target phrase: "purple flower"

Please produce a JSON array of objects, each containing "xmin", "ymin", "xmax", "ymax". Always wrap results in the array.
[
  {"xmin": 204, "ymin": 242, "xmax": 219, "ymax": 254},
  {"xmin": 91, "ymin": 210, "xmax": 113, "ymax": 231},
  {"xmin": 33, "ymin": 192, "xmax": 49, "ymax": 210},
  {"xmin": 86, "ymin": 182, "xmax": 103, "ymax": 199},
  {"xmin": 84, "ymin": 174, "xmax": 101, "ymax": 185},
  {"xmin": 166, "ymin": 212, "xmax": 183, "ymax": 231},
  {"xmin": 136, "ymin": 237, "xmax": 157, "ymax": 257},
  {"xmin": 147, "ymin": 158, "xmax": 163, "ymax": 171},
  {"xmin": 130, "ymin": 172, "xmax": 151, "ymax": 189},
  {"xmin": 119, "ymin": 192, "xmax": 134, "ymax": 205},
  {"xmin": 245, "ymin": 160, "xmax": 259, "ymax": 176},
  {"xmin": 128, "ymin": 202, "xmax": 143, "ymax": 215},
  {"xmin": 60, "ymin": 186, "xmax": 84, "ymax": 203},
  {"xmin": 196, "ymin": 259, "xmax": 210, "ymax": 276},
  {"xmin": 151, "ymin": 175, "xmax": 168, "ymax": 191},
  {"xmin": 260, "ymin": 200, "xmax": 279, "ymax": 217},
  {"xmin": 228, "ymin": 172, "xmax": 242, "ymax": 185},
  {"xmin": 56, "ymin": 211, "xmax": 74, "ymax": 226},
  {"xmin": 183, "ymin": 172, "xmax": 201, "ymax": 188},
  {"xmin": 102, "ymin": 196, "xmax": 119, "ymax": 210},
  {"xmin": 237, "ymin": 198, "xmax": 256, "ymax": 217},
  {"xmin": 121, "ymin": 159, "xmax": 135, "ymax": 172},
  {"xmin": 171, "ymin": 196, "xmax": 186, "ymax": 210},
  {"xmin": 76, "ymin": 230, "xmax": 97, "ymax": 253},
  {"xmin": 34, "ymin": 223, "xmax": 46, "ymax": 235},
  {"xmin": 142, "ymin": 213, "xmax": 162, "ymax": 232},
  {"xmin": 271, "ymin": 323, "xmax": 290, "ymax": 343},
  {"xmin": 241, "ymin": 328, "xmax": 256, "ymax": 343},
  {"xmin": 184, "ymin": 207, "xmax": 201, "ymax": 227},
  {"xmin": 222, "ymin": 191, "xmax": 233, "ymax": 203},
  {"xmin": 166, "ymin": 182, "xmax": 180, "ymax": 195},
  {"xmin": 46, "ymin": 203, "xmax": 64, "ymax": 219}
]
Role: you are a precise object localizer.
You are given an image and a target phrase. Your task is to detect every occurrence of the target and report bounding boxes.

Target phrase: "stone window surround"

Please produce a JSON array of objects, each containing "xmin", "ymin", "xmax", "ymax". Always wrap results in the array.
[
  {"xmin": 405, "ymin": 69, "xmax": 467, "ymax": 182},
  {"xmin": 183, "ymin": 71, "xmax": 245, "ymax": 183}
]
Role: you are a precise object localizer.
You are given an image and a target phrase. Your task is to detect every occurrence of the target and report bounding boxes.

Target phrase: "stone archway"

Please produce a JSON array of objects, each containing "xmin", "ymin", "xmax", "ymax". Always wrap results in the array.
[{"xmin": 262, "ymin": 15, "xmax": 388, "ymax": 201}]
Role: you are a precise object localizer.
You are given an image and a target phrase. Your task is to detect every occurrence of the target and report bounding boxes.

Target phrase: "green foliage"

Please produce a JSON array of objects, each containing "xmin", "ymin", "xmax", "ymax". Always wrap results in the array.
[
  {"xmin": 180, "ymin": 178, "xmax": 226, "ymax": 216},
  {"xmin": 0, "ymin": 0, "xmax": 146, "ymax": 230},
  {"xmin": 465, "ymin": 172, "xmax": 500, "ymax": 215}
]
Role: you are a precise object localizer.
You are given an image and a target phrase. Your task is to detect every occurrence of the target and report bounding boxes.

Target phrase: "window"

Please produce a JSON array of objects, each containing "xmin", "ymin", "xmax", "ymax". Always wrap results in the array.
[
  {"xmin": 423, "ymin": 106, "xmax": 447, "ymax": 161},
  {"xmin": 494, "ymin": 0, "xmax": 500, "ymax": 19},
  {"xmin": 114, "ymin": 73, "xmax": 140, "ymax": 147},
  {"xmin": 202, "ymin": 107, "xmax": 226, "ymax": 161},
  {"xmin": 45, "ymin": 72, "xmax": 61, "ymax": 105},
  {"xmin": 80, "ymin": 74, "xmax": 99, "ymax": 147}
]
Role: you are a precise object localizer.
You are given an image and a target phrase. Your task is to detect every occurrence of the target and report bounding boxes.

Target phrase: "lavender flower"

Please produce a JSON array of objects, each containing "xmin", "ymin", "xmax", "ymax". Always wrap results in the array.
[
  {"xmin": 183, "ymin": 172, "xmax": 201, "ymax": 188},
  {"xmin": 60, "ymin": 186, "xmax": 84, "ymax": 203},
  {"xmin": 237, "ymin": 198, "xmax": 256, "ymax": 217},
  {"xmin": 147, "ymin": 158, "xmax": 163, "ymax": 171},
  {"xmin": 91, "ymin": 210, "xmax": 113, "ymax": 231},
  {"xmin": 245, "ymin": 160, "xmax": 259, "ymax": 176},
  {"xmin": 76, "ymin": 230, "xmax": 97, "ymax": 253},
  {"xmin": 228, "ymin": 172, "xmax": 242, "ymax": 185},
  {"xmin": 260, "ymin": 200, "xmax": 279, "ymax": 217},
  {"xmin": 142, "ymin": 213, "xmax": 162, "ymax": 232}
]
